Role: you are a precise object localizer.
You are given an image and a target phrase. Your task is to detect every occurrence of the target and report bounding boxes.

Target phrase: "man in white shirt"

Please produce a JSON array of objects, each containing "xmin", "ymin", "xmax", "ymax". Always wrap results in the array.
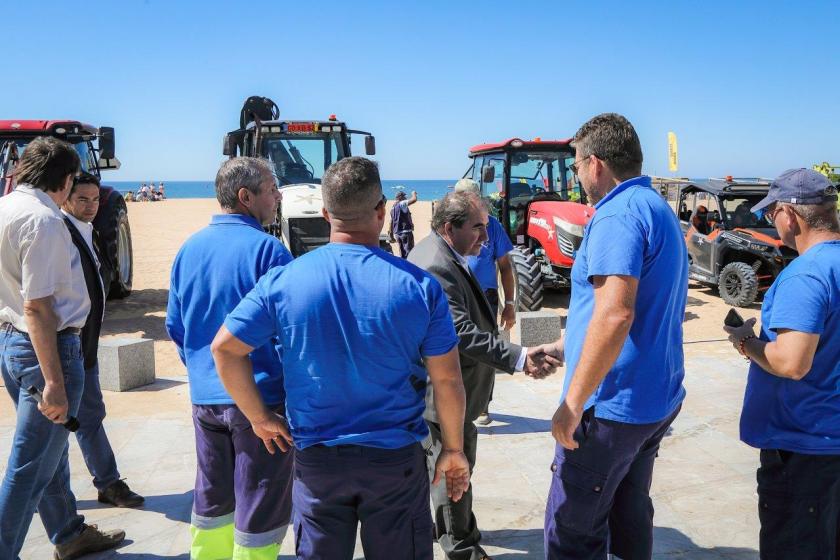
[
  {"xmin": 0, "ymin": 138, "xmax": 124, "ymax": 560},
  {"xmin": 61, "ymin": 171, "xmax": 144, "ymax": 509}
]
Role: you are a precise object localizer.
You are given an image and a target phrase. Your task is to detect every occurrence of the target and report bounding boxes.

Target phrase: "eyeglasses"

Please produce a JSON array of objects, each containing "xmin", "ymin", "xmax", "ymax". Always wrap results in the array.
[
  {"xmin": 569, "ymin": 154, "xmax": 597, "ymax": 176},
  {"xmin": 765, "ymin": 204, "xmax": 794, "ymax": 226},
  {"xmin": 374, "ymin": 194, "xmax": 387, "ymax": 210}
]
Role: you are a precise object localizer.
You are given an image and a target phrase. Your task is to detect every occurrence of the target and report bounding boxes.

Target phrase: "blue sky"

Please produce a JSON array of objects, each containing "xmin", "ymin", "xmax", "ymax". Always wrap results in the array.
[{"xmin": 4, "ymin": 0, "xmax": 838, "ymax": 180}]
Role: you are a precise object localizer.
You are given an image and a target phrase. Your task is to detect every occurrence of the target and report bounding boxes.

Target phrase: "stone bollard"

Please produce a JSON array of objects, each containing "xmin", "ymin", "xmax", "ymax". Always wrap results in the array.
[
  {"xmin": 97, "ymin": 338, "xmax": 156, "ymax": 392},
  {"xmin": 511, "ymin": 310, "xmax": 563, "ymax": 347}
]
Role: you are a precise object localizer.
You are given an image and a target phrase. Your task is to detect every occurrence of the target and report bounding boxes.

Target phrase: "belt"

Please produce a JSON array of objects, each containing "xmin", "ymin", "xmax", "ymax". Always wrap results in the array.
[{"xmin": 1, "ymin": 323, "xmax": 81, "ymax": 336}]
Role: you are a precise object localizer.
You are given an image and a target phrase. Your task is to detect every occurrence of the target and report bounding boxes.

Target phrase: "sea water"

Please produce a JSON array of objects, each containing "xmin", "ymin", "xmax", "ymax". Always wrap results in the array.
[{"xmin": 109, "ymin": 180, "xmax": 455, "ymax": 202}]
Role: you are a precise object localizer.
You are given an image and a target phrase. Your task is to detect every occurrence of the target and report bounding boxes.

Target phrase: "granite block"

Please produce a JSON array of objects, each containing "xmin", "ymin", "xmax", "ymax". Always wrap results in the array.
[{"xmin": 97, "ymin": 337, "xmax": 156, "ymax": 392}]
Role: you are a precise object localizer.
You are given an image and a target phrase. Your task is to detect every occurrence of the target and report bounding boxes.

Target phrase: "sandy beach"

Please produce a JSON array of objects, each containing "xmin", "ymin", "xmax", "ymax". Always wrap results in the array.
[{"xmin": 108, "ymin": 198, "xmax": 760, "ymax": 382}]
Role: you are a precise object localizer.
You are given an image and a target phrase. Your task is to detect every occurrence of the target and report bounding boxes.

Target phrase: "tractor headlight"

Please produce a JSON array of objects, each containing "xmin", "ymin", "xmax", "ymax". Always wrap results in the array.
[{"xmin": 553, "ymin": 218, "xmax": 584, "ymax": 237}]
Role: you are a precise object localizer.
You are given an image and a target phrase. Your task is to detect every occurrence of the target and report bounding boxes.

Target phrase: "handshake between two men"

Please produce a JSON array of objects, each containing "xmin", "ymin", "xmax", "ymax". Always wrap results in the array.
[{"xmin": 523, "ymin": 341, "xmax": 564, "ymax": 379}]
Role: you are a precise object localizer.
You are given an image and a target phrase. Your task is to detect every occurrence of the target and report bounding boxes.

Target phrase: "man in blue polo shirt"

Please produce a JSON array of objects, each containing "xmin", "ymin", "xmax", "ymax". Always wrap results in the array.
[
  {"xmin": 724, "ymin": 168, "xmax": 840, "ymax": 557},
  {"xmin": 211, "ymin": 156, "xmax": 471, "ymax": 560},
  {"xmin": 538, "ymin": 114, "xmax": 688, "ymax": 559},
  {"xmin": 165, "ymin": 157, "xmax": 293, "ymax": 560}
]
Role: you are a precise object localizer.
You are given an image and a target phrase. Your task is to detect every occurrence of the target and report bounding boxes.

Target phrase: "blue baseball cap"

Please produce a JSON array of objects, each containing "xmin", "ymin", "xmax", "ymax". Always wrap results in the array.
[{"xmin": 751, "ymin": 168, "xmax": 838, "ymax": 213}]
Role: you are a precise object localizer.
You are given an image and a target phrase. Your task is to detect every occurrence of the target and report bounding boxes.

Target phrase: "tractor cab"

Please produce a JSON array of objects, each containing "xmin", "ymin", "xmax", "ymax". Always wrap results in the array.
[
  {"xmin": 223, "ymin": 96, "xmax": 387, "ymax": 257},
  {"xmin": 0, "ymin": 120, "xmax": 132, "ymax": 299},
  {"xmin": 223, "ymin": 96, "xmax": 375, "ymax": 187},
  {"xmin": 0, "ymin": 120, "xmax": 119, "ymax": 196},
  {"xmin": 463, "ymin": 138, "xmax": 593, "ymax": 310},
  {"xmin": 656, "ymin": 177, "xmax": 798, "ymax": 307}
]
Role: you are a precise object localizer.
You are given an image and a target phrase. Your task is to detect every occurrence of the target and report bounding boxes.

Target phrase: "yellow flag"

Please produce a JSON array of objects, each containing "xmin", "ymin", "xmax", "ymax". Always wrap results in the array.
[{"xmin": 667, "ymin": 132, "xmax": 678, "ymax": 173}]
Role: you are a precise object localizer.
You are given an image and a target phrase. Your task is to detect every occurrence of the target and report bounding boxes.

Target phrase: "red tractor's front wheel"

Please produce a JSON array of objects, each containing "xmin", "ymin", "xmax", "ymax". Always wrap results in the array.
[{"xmin": 510, "ymin": 247, "xmax": 544, "ymax": 311}]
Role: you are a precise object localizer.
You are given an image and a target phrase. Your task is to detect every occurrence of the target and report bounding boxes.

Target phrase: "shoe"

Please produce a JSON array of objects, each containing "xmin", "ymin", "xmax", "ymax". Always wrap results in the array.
[
  {"xmin": 476, "ymin": 412, "xmax": 492, "ymax": 425},
  {"xmin": 54, "ymin": 523, "xmax": 125, "ymax": 560},
  {"xmin": 98, "ymin": 479, "xmax": 145, "ymax": 508}
]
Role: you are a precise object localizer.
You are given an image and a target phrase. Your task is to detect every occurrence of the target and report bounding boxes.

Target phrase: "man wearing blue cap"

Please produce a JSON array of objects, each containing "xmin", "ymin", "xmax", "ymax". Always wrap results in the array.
[{"xmin": 724, "ymin": 168, "xmax": 840, "ymax": 557}]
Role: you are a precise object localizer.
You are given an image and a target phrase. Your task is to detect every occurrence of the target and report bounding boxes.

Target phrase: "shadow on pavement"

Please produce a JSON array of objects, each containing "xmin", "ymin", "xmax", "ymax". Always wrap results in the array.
[
  {"xmin": 654, "ymin": 526, "xmax": 758, "ymax": 558},
  {"xmin": 111, "ymin": 554, "xmax": 188, "ymax": 559},
  {"xmin": 141, "ymin": 490, "xmax": 194, "ymax": 524},
  {"xmin": 128, "ymin": 377, "xmax": 187, "ymax": 392},
  {"xmin": 474, "ymin": 526, "xmax": 758, "ymax": 559},
  {"xmin": 477, "ymin": 413, "xmax": 551, "ymax": 435},
  {"xmin": 482, "ymin": 528, "xmax": 543, "ymax": 558},
  {"xmin": 78, "ymin": 490, "xmax": 193, "ymax": 525}
]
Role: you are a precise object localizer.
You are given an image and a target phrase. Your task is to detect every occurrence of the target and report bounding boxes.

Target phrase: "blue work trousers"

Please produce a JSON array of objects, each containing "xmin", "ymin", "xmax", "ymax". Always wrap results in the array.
[{"xmin": 544, "ymin": 406, "xmax": 680, "ymax": 559}]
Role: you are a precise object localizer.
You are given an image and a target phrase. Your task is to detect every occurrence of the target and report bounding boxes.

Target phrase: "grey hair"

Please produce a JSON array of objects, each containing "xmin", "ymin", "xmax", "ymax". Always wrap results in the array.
[
  {"xmin": 572, "ymin": 113, "xmax": 643, "ymax": 180},
  {"xmin": 789, "ymin": 201, "xmax": 840, "ymax": 233},
  {"xmin": 432, "ymin": 191, "xmax": 486, "ymax": 231},
  {"xmin": 215, "ymin": 157, "xmax": 273, "ymax": 210},
  {"xmin": 322, "ymin": 157, "xmax": 382, "ymax": 221}
]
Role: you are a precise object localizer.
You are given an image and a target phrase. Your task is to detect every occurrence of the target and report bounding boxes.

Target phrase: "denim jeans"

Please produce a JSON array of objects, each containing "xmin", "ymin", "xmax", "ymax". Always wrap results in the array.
[
  {"xmin": 75, "ymin": 362, "xmax": 120, "ymax": 491},
  {"xmin": 0, "ymin": 328, "xmax": 86, "ymax": 559}
]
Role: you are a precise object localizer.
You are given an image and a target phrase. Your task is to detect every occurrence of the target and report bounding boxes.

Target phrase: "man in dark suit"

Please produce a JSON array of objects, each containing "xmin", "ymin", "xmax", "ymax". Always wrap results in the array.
[
  {"xmin": 60, "ymin": 171, "xmax": 144, "ymax": 508},
  {"xmin": 409, "ymin": 190, "xmax": 558, "ymax": 560}
]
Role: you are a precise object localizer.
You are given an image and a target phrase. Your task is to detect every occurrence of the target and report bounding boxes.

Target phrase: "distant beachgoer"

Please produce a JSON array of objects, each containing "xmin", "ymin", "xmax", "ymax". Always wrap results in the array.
[
  {"xmin": 166, "ymin": 157, "xmax": 293, "ymax": 559},
  {"xmin": 124, "ymin": 191, "xmax": 135, "ymax": 202},
  {"xmin": 158, "ymin": 182, "xmax": 166, "ymax": 200},
  {"xmin": 389, "ymin": 189, "xmax": 417, "ymax": 257},
  {"xmin": 138, "ymin": 183, "xmax": 150, "ymax": 202}
]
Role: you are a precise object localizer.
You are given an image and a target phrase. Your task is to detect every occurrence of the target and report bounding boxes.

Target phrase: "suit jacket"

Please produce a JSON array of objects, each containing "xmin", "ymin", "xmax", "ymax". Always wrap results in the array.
[
  {"xmin": 409, "ymin": 232, "xmax": 522, "ymax": 423},
  {"xmin": 64, "ymin": 217, "xmax": 105, "ymax": 369}
]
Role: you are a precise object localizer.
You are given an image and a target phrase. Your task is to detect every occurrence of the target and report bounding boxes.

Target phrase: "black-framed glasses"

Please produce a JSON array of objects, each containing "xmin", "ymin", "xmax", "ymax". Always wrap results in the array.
[{"xmin": 374, "ymin": 194, "xmax": 387, "ymax": 210}]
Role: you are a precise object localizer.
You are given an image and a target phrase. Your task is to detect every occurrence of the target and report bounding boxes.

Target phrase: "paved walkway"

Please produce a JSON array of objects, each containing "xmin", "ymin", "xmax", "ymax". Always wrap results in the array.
[{"xmin": 3, "ymin": 341, "xmax": 761, "ymax": 559}]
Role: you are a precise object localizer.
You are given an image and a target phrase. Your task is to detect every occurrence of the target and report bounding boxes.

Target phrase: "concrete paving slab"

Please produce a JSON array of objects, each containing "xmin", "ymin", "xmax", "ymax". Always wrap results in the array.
[{"xmin": 1, "ymin": 342, "xmax": 761, "ymax": 559}]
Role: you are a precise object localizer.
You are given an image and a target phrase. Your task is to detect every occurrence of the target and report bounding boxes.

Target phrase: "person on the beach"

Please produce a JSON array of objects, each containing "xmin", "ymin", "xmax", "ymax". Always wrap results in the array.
[
  {"xmin": 409, "ymin": 190, "xmax": 559, "ymax": 560},
  {"xmin": 158, "ymin": 182, "xmax": 166, "ymax": 200},
  {"xmin": 724, "ymin": 168, "xmax": 840, "ymax": 557},
  {"xmin": 212, "ymin": 156, "xmax": 471, "ymax": 560},
  {"xmin": 389, "ymin": 189, "xmax": 417, "ymax": 257},
  {"xmin": 61, "ymin": 171, "xmax": 145, "ymax": 509},
  {"xmin": 166, "ymin": 157, "xmax": 293, "ymax": 560},
  {"xmin": 541, "ymin": 113, "xmax": 687, "ymax": 559},
  {"xmin": 0, "ymin": 137, "xmax": 125, "ymax": 560}
]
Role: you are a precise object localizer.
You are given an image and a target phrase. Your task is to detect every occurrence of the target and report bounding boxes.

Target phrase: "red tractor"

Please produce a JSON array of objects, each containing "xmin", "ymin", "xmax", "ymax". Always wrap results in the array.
[
  {"xmin": 463, "ymin": 138, "xmax": 593, "ymax": 310},
  {"xmin": 0, "ymin": 120, "xmax": 133, "ymax": 298}
]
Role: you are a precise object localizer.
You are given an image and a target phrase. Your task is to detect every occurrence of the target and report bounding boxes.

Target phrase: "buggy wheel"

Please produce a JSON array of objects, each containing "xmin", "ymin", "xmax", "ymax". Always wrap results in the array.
[{"xmin": 718, "ymin": 262, "xmax": 758, "ymax": 307}]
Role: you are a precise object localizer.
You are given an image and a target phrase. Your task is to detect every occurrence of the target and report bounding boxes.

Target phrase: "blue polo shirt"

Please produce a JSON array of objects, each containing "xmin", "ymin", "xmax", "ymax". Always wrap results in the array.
[
  {"xmin": 165, "ymin": 214, "xmax": 292, "ymax": 405},
  {"xmin": 562, "ymin": 176, "xmax": 688, "ymax": 424},
  {"xmin": 224, "ymin": 242, "xmax": 459, "ymax": 450},
  {"xmin": 468, "ymin": 216, "xmax": 514, "ymax": 291},
  {"xmin": 740, "ymin": 240, "xmax": 840, "ymax": 454}
]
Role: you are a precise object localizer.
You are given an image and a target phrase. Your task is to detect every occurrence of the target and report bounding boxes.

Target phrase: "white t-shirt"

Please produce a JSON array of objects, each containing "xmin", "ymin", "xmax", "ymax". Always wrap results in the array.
[
  {"xmin": 0, "ymin": 185, "xmax": 90, "ymax": 332},
  {"xmin": 62, "ymin": 210, "xmax": 100, "ymax": 269}
]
